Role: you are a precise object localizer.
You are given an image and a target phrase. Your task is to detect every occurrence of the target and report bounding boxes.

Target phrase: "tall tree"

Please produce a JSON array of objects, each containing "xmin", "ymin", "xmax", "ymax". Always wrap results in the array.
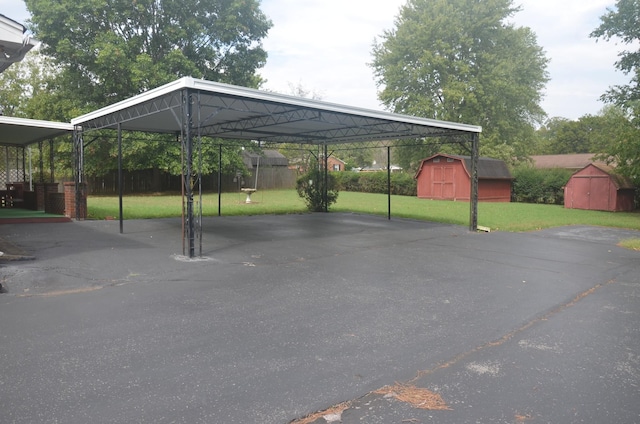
[
  {"xmin": 23, "ymin": 0, "xmax": 272, "ymax": 180},
  {"xmin": 370, "ymin": 0, "xmax": 549, "ymax": 169},
  {"xmin": 591, "ymin": 0, "xmax": 640, "ymax": 108},
  {"xmin": 25, "ymin": 0, "xmax": 272, "ymax": 109},
  {"xmin": 593, "ymin": 104, "xmax": 640, "ymax": 188},
  {"xmin": 591, "ymin": 1, "xmax": 640, "ymax": 189}
]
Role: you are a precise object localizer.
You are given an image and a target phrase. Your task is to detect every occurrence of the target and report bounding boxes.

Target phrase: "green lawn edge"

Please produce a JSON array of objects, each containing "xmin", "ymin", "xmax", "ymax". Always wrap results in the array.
[{"xmin": 87, "ymin": 190, "xmax": 640, "ymax": 233}]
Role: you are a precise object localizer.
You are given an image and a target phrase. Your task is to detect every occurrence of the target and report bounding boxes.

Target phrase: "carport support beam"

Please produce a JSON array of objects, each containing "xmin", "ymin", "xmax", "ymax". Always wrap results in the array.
[
  {"xmin": 387, "ymin": 146, "xmax": 391, "ymax": 220},
  {"xmin": 73, "ymin": 127, "xmax": 84, "ymax": 220},
  {"xmin": 218, "ymin": 144, "xmax": 222, "ymax": 216},
  {"xmin": 183, "ymin": 88, "xmax": 196, "ymax": 258},
  {"xmin": 118, "ymin": 123, "xmax": 123, "ymax": 234},
  {"xmin": 323, "ymin": 143, "xmax": 329, "ymax": 212},
  {"xmin": 469, "ymin": 133, "xmax": 479, "ymax": 232}
]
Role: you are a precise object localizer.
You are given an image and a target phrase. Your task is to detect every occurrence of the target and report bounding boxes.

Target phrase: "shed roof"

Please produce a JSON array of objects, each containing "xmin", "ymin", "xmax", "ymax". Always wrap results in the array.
[
  {"xmin": 71, "ymin": 77, "xmax": 481, "ymax": 145},
  {"xmin": 575, "ymin": 163, "xmax": 635, "ymax": 190},
  {"xmin": 242, "ymin": 149, "xmax": 289, "ymax": 167},
  {"xmin": 416, "ymin": 153, "xmax": 512, "ymax": 180}
]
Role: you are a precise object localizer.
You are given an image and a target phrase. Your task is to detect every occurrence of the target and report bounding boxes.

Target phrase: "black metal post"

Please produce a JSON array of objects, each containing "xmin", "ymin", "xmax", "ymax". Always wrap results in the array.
[
  {"xmin": 469, "ymin": 133, "xmax": 479, "ymax": 231},
  {"xmin": 387, "ymin": 145, "xmax": 391, "ymax": 220},
  {"xmin": 218, "ymin": 144, "xmax": 222, "ymax": 217},
  {"xmin": 323, "ymin": 143, "xmax": 328, "ymax": 212},
  {"xmin": 183, "ymin": 89, "xmax": 195, "ymax": 258},
  {"xmin": 118, "ymin": 123, "xmax": 123, "ymax": 234},
  {"xmin": 21, "ymin": 147, "xmax": 26, "ymax": 182},
  {"xmin": 73, "ymin": 127, "xmax": 84, "ymax": 220}
]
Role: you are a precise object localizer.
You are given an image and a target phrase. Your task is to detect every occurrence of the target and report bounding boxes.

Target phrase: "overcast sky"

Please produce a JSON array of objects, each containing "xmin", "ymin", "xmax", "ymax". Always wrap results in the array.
[{"xmin": 1, "ymin": 0, "xmax": 628, "ymax": 121}]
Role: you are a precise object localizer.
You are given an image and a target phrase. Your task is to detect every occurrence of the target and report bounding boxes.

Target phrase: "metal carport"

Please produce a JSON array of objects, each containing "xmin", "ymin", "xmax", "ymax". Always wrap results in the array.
[
  {"xmin": 0, "ymin": 116, "xmax": 74, "ymax": 186},
  {"xmin": 71, "ymin": 76, "xmax": 482, "ymax": 257}
]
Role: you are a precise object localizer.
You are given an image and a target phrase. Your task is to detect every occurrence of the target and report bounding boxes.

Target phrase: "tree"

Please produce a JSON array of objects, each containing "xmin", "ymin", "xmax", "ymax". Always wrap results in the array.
[
  {"xmin": 370, "ymin": 0, "xmax": 549, "ymax": 170},
  {"xmin": 591, "ymin": 0, "xmax": 640, "ymax": 190},
  {"xmin": 23, "ymin": 0, "xmax": 272, "ymax": 181},
  {"xmin": 25, "ymin": 0, "xmax": 272, "ymax": 109},
  {"xmin": 535, "ymin": 107, "xmax": 637, "ymax": 155},
  {"xmin": 540, "ymin": 116, "xmax": 601, "ymax": 154},
  {"xmin": 593, "ymin": 104, "xmax": 640, "ymax": 187},
  {"xmin": 591, "ymin": 0, "xmax": 640, "ymax": 108}
]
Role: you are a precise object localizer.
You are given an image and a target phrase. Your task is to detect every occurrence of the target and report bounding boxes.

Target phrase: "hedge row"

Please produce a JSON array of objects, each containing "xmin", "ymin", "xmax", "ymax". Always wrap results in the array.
[
  {"xmin": 511, "ymin": 167, "xmax": 573, "ymax": 205},
  {"xmin": 331, "ymin": 168, "xmax": 574, "ymax": 205},
  {"xmin": 332, "ymin": 171, "xmax": 417, "ymax": 196}
]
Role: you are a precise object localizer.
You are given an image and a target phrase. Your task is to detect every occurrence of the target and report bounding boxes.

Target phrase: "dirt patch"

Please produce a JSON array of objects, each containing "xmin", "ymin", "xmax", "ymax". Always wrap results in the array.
[
  {"xmin": 374, "ymin": 383, "xmax": 451, "ymax": 410},
  {"xmin": 290, "ymin": 401, "xmax": 351, "ymax": 424}
]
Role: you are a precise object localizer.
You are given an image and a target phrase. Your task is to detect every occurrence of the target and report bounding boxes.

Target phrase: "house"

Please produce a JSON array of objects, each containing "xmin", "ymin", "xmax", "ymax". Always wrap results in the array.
[
  {"xmin": 360, "ymin": 161, "xmax": 402, "ymax": 172},
  {"xmin": 326, "ymin": 156, "xmax": 346, "ymax": 171},
  {"xmin": 530, "ymin": 153, "xmax": 606, "ymax": 170},
  {"xmin": 564, "ymin": 163, "xmax": 635, "ymax": 212},
  {"xmin": 415, "ymin": 153, "xmax": 512, "ymax": 202}
]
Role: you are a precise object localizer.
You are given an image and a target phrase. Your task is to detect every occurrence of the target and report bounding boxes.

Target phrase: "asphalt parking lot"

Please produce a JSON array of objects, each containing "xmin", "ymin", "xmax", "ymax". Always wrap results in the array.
[{"xmin": 1, "ymin": 213, "xmax": 639, "ymax": 423}]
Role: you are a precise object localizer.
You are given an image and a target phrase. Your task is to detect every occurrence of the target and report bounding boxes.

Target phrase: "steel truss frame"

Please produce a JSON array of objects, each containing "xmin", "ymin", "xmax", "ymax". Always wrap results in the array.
[{"xmin": 71, "ymin": 77, "xmax": 481, "ymax": 258}]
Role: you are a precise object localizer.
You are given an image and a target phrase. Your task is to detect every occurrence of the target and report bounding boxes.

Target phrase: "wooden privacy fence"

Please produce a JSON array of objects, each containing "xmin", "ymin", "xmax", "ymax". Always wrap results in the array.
[{"xmin": 86, "ymin": 168, "xmax": 297, "ymax": 195}]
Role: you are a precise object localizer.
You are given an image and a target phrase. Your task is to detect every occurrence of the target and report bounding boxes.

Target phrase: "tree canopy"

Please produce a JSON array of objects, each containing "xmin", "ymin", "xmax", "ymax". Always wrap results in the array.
[
  {"xmin": 591, "ymin": 0, "xmax": 640, "ymax": 188},
  {"xmin": 25, "ymin": 0, "xmax": 272, "ymax": 110},
  {"xmin": 370, "ymin": 0, "xmax": 549, "ymax": 170},
  {"xmin": 21, "ymin": 0, "xmax": 272, "ymax": 180},
  {"xmin": 591, "ymin": 0, "xmax": 640, "ymax": 108},
  {"xmin": 534, "ymin": 113, "xmax": 618, "ymax": 155}
]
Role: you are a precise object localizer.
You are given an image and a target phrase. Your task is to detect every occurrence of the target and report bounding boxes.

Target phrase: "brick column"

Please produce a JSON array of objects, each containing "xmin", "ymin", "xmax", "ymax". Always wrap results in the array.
[
  {"xmin": 63, "ymin": 182, "xmax": 87, "ymax": 219},
  {"xmin": 35, "ymin": 182, "xmax": 60, "ymax": 211},
  {"xmin": 34, "ymin": 182, "xmax": 46, "ymax": 211}
]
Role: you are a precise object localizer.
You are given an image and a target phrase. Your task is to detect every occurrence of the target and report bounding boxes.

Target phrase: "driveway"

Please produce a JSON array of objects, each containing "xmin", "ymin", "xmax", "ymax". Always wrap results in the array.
[{"xmin": 1, "ymin": 214, "xmax": 639, "ymax": 423}]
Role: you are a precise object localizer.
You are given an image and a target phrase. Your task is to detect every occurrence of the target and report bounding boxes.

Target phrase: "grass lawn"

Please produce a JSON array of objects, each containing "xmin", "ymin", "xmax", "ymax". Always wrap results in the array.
[{"xmin": 87, "ymin": 189, "xmax": 640, "ymax": 233}]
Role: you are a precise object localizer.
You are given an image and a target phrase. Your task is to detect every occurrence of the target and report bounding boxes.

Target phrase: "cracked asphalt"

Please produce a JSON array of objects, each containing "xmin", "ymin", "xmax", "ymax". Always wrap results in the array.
[{"xmin": 1, "ymin": 213, "xmax": 639, "ymax": 423}]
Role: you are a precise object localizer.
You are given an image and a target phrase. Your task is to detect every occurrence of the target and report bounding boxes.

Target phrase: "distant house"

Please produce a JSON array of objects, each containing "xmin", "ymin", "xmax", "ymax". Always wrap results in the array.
[
  {"xmin": 415, "ymin": 153, "xmax": 512, "ymax": 202},
  {"xmin": 530, "ymin": 154, "xmax": 606, "ymax": 170},
  {"xmin": 360, "ymin": 161, "xmax": 402, "ymax": 172},
  {"xmin": 326, "ymin": 156, "xmax": 346, "ymax": 171},
  {"xmin": 564, "ymin": 164, "xmax": 635, "ymax": 212}
]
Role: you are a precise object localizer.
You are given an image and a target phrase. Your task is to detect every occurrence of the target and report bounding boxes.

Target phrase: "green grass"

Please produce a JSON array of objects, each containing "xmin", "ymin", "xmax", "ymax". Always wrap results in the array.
[
  {"xmin": 87, "ymin": 189, "xmax": 640, "ymax": 232},
  {"xmin": 619, "ymin": 239, "xmax": 640, "ymax": 251},
  {"xmin": 88, "ymin": 190, "xmax": 308, "ymax": 220}
]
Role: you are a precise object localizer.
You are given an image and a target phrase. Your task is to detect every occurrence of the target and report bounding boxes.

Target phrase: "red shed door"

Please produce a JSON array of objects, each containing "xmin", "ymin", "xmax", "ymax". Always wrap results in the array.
[
  {"xmin": 432, "ymin": 166, "xmax": 455, "ymax": 199},
  {"xmin": 571, "ymin": 175, "xmax": 611, "ymax": 210},
  {"xmin": 588, "ymin": 175, "xmax": 611, "ymax": 210}
]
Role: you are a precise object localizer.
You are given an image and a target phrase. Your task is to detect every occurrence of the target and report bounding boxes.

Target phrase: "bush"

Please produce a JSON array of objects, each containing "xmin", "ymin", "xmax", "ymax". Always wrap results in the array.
[
  {"xmin": 296, "ymin": 169, "xmax": 339, "ymax": 211},
  {"xmin": 333, "ymin": 171, "xmax": 417, "ymax": 196},
  {"xmin": 512, "ymin": 167, "xmax": 573, "ymax": 205}
]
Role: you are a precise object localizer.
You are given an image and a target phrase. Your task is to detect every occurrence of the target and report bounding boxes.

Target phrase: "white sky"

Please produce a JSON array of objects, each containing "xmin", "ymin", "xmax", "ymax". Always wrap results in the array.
[{"xmin": 1, "ymin": 0, "xmax": 629, "ymax": 120}]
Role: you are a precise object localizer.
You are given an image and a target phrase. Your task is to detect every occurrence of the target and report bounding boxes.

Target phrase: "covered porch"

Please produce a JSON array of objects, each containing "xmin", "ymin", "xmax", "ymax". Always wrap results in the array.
[{"xmin": 0, "ymin": 116, "xmax": 74, "ymax": 223}]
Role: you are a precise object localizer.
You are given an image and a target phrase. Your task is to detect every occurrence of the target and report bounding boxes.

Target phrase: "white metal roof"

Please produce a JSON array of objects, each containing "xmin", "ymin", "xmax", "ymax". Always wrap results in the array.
[
  {"xmin": 0, "ymin": 116, "xmax": 74, "ymax": 147},
  {"xmin": 0, "ymin": 14, "xmax": 38, "ymax": 74},
  {"xmin": 72, "ymin": 77, "xmax": 481, "ymax": 144}
]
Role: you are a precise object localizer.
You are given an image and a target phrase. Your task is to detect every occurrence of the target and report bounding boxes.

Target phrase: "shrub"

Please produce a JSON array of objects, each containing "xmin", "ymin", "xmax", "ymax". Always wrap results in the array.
[
  {"xmin": 333, "ymin": 171, "xmax": 417, "ymax": 196},
  {"xmin": 512, "ymin": 167, "xmax": 573, "ymax": 204},
  {"xmin": 296, "ymin": 169, "xmax": 339, "ymax": 211}
]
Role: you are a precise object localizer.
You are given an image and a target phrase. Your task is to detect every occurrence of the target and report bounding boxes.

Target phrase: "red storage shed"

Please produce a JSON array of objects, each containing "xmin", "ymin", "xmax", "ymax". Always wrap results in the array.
[
  {"xmin": 564, "ymin": 164, "xmax": 636, "ymax": 212},
  {"xmin": 415, "ymin": 154, "xmax": 512, "ymax": 202}
]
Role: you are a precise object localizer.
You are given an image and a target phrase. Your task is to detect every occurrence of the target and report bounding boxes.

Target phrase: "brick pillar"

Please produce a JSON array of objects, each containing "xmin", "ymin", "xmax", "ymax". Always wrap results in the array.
[
  {"xmin": 63, "ymin": 182, "xmax": 87, "ymax": 219},
  {"xmin": 34, "ymin": 182, "xmax": 46, "ymax": 211},
  {"xmin": 35, "ymin": 182, "xmax": 60, "ymax": 211}
]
